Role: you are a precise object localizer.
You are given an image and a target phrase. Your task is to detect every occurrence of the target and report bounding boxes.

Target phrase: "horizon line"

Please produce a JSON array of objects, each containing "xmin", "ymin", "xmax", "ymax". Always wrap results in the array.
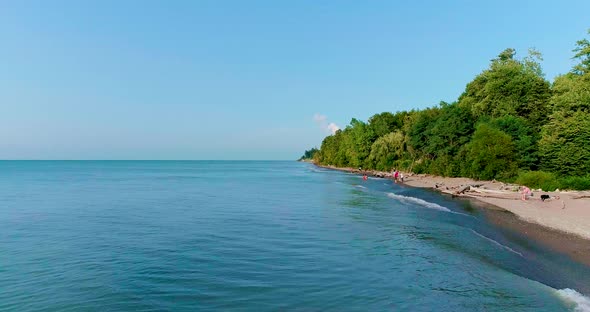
[{"xmin": 0, "ymin": 159, "xmax": 297, "ymax": 161}]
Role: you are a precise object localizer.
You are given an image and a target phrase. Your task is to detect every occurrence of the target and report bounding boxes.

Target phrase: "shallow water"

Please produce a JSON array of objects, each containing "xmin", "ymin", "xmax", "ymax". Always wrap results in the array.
[{"xmin": 1, "ymin": 161, "xmax": 589, "ymax": 311}]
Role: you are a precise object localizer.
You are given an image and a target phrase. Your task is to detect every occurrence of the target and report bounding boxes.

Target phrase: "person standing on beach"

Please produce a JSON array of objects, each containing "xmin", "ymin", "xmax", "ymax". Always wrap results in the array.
[{"xmin": 394, "ymin": 170, "xmax": 399, "ymax": 182}]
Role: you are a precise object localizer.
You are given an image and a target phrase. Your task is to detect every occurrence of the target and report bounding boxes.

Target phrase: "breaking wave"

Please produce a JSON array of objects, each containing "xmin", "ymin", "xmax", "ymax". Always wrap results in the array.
[
  {"xmin": 386, "ymin": 193, "xmax": 470, "ymax": 216},
  {"xmin": 555, "ymin": 288, "xmax": 590, "ymax": 312}
]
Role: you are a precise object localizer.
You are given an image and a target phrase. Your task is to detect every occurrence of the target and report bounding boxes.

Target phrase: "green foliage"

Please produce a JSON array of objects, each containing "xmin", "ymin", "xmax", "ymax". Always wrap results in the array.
[
  {"xmin": 572, "ymin": 29, "xmax": 590, "ymax": 75},
  {"xmin": 316, "ymin": 130, "xmax": 346, "ymax": 166},
  {"xmin": 424, "ymin": 103, "xmax": 473, "ymax": 155},
  {"xmin": 550, "ymin": 73, "xmax": 590, "ymax": 115},
  {"xmin": 559, "ymin": 175, "xmax": 590, "ymax": 190},
  {"xmin": 299, "ymin": 148, "xmax": 318, "ymax": 161},
  {"xmin": 458, "ymin": 48, "xmax": 551, "ymax": 127},
  {"xmin": 406, "ymin": 106, "xmax": 441, "ymax": 159},
  {"xmin": 515, "ymin": 171, "xmax": 590, "ymax": 191},
  {"xmin": 343, "ymin": 119, "xmax": 377, "ymax": 168},
  {"xmin": 367, "ymin": 111, "xmax": 408, "ymax": 138},
  {"xmin": 428, "ymin": 154, "xmax": 462, "ymax": 177},
  {"xmin": 302, "ymin": 31, "xmax": 590, "ymax": 190},
  {"xmin": 392, "ymin": 158, "xmax": 414, "ymax": 172},
  {"xmin": 368, "ymin": 131, "xmax": 405, "ymax": 171},
  {"xmin": 523, "ymin": 48, "xmax": 545, "ymax": 77},
  {"xmin": 515, "ymin": 171, "xmax": 559, "ymax": 191},
  {"xmin": 465, "ymin": 123, "xmax": 518, "ymax": 180},
  {"xmin": 539, "ymin": 111, "xmax": 590, "ymax": 176},
  {"xmin": 488, "ymin": 115, "xmax": 539, "ymax": 170},
  {"xmin": 539, "ymin": 32, "xmax": 590, "ymax": 177},
  {"xmin": 496, "ymin": 48, "xmax": 516, "ymax": 61},
  {"xmin": 412, "ymin": 159, "xmax": 430, "ymax": 174}
]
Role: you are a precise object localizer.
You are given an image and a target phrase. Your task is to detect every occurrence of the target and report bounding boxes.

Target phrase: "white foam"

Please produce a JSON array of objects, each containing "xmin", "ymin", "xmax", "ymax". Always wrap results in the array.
[
  {"xmin": 386, "ymin": 193, "xmax": 471, "ymax": 217},
  {"xmin": 555, "ymin": 288, "xmax": 590, "ymax": 312},
  {"xmin": 354, "ymin": 185, "xmax": 367, "ymax": 189},
  {"xmin": 387, "ymin": 193, "xmax": 447, "ymax": 212},
  {"xmin": 470, "ymin": 229, "xmax": 523, "ymax": 257},
  {"xmin": 387, "ymin": 193, "xmax": 451, "ymax": 211}
]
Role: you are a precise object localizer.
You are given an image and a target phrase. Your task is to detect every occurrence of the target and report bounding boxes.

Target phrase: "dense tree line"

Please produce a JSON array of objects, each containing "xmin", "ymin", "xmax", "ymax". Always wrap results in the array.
[
  {"xmin": 299, "ymin": 148, "xmax": 319, "ymax": 161},
  {"xmin": 302, "ymin": 30, "xmax": 590, "ymax": 190}
]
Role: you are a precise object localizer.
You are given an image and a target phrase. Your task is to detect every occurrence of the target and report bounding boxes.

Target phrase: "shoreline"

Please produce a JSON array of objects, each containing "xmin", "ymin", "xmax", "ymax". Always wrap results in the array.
[{"xmin": 313, "ymin": 163, "xmax": 590, "ymax": 261}]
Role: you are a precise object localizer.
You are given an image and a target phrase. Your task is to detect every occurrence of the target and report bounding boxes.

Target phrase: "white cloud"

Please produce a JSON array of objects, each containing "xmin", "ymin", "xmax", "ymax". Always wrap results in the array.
[
  {"xmin": 313, "ymin": 113, "xmax": 340, "ymax": 135},
  {"xmin": 327, "ymin": 123, "xmax": 340, "ymax": 134}
]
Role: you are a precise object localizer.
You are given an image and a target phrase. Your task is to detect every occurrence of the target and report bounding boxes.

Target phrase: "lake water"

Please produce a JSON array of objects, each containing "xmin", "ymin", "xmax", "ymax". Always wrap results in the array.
[{"xmin": 1, "ymin": 161, "xmax": 589, "ymax": 311}]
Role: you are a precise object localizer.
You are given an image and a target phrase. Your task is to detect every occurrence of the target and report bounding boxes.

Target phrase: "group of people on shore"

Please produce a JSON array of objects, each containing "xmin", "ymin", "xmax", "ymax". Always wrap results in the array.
[
  {"xmin": 359, "ymin": 168, "xmax": 404, "ymax": 183},
  {"xmin": 392, "ymin": 169, "xmax": 404, "ymax": 183}
]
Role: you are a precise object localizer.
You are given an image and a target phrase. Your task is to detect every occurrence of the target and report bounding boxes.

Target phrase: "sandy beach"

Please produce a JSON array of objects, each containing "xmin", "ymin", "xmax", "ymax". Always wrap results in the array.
[
  {"xmin": 317, "ymin": 164, "xmax": 590, "ymax": 241},
  {"xmin": 403, "ymin": 174, "xmax": 590, "ymax": 240}
]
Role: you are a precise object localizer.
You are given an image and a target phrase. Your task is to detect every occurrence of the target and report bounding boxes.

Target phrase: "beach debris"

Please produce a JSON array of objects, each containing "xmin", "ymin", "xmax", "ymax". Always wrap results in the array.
[
  {"xmin": 498, "ymin": 182, "xmax": 520, "ymax": 191},
  {"xmin": 456, "ymin": 185, "xmax": 471, "ymax": 194}
]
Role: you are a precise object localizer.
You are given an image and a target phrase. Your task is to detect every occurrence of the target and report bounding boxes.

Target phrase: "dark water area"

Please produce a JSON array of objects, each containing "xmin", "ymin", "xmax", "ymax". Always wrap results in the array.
[{"xmin": 1, "ymin": 161, "xmax": 588, "ymax": 311}]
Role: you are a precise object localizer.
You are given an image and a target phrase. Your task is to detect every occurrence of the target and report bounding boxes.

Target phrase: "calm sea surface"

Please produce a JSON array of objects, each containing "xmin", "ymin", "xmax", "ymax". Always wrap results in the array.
[{"xmin": 1, "ymin": 161, "xmax": 589, "ymax": 311}]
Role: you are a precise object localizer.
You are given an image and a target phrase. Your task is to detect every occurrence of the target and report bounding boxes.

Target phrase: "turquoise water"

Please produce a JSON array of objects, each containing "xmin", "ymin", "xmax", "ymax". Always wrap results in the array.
[{"xmin": 1, "ymin": 161, "xmax": 589, "ymax": 311}]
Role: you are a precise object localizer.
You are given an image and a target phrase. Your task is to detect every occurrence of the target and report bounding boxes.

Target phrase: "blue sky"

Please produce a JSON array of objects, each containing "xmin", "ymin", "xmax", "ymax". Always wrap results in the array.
[{"xmin": 1, "ymin": 0, "xmax": 589, "ymax": 160}]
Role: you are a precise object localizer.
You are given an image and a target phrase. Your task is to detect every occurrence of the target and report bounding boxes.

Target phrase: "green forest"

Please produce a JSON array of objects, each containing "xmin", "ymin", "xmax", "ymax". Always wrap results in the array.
[{"xmin": 301, "ymin": 30, "xmax": 590, "ymax": 191}]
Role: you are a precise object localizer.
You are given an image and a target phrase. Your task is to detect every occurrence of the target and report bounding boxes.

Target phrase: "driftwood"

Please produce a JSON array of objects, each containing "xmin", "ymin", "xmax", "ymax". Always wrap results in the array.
[
  {"xmin": 457, "ymin": 185, "xmax": 471, "ymax": 194},
  {"xmin": 573, "ymin": 195, "xmax": 590, "ymax": 200}
]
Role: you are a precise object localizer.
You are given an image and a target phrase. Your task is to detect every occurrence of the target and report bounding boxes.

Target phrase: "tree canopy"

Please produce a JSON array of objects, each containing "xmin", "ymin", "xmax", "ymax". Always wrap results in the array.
[{"xmin": 306, "ymin": 30, "xmax": 590, "ymax": 190}]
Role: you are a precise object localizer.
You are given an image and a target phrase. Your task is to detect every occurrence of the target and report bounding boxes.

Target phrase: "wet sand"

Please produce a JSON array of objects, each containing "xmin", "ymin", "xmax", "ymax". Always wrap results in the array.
[{"xmin": 460, "ymin": 197, "xmax": 590, "ymax": 268}]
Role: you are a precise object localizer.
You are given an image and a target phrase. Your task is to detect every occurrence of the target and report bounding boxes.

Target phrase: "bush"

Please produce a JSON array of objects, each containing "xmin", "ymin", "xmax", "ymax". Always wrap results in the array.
[
  {"xmin": 393, "ymin": 159, "xmax": 413, "ymax": 172},
  {"xmin": 516, "ymin": 171, "xmax": 590, "ymax": 191},
  {"xmin": 558, "ymin": 176, "xmax": 590, "ymax": 190},
  {"xmin": 515, "ymin": 171, "xmax": 559, "ymax": 191},
  {"xmin": 429, "ymin": 155, "xmax": 453, "ymax": 177},
  {"xmin": 412, "ymin": 159, "xmax": 430, "ymax": 174}
]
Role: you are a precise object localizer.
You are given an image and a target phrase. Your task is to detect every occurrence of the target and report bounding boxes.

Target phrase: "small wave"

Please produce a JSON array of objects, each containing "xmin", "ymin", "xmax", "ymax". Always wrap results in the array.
[
  {"xmin": 470, "ymin": 230, "xmax": 523, "ymax": 257},
  {"xmin": 387, "ymin": 193, "xmax": 450, "ymax": 212},
  {"xmin": 354, "ymin": 185, "xmax": 367, "ymax": 189},
  {"xmin": 555, "ymin": 288, "xmax": 590, "ymax": 312},
  {"xmin": 386, "ymin": 193, "xmax": 470, "ymax": 216}
]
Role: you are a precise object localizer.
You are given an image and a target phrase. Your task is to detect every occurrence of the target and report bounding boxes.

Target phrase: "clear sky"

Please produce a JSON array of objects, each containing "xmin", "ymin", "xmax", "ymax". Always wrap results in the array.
[{"xmin": 1, "ymin": 0, "xmax": 589, "ymax": 160}]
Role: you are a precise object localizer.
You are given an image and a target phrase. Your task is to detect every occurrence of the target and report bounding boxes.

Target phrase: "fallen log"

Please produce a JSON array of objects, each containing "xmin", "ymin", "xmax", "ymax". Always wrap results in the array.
[{"xmin": 456, "ymin": 185, "xmax": 471, "ymax": 194}]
